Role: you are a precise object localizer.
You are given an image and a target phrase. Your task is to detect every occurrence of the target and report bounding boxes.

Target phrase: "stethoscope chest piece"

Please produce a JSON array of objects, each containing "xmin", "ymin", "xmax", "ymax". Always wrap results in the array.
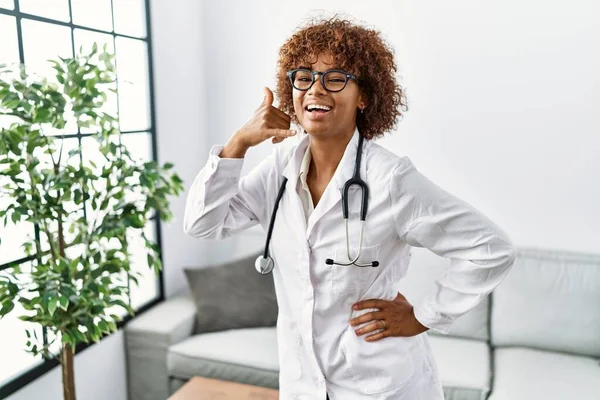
[{"xmin": 255, "ymin": 255, "xmax": 275, "ymax": 275}]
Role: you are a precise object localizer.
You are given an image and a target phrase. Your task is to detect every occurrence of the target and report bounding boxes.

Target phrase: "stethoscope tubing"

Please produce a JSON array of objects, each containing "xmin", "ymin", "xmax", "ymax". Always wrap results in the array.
[{"xmin": 256, "ymin": 133, "xmax": 379, "ymax": 274}]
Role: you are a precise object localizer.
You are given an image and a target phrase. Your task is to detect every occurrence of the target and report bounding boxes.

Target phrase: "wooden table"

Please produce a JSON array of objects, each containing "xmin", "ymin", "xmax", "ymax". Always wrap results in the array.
[{"xmin": 168, "ymin": 376, "xmax": 279, "ymax": 400}]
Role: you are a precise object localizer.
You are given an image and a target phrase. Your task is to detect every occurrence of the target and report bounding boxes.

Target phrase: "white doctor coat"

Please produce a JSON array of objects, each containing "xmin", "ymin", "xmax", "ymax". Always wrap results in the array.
[{"xmin": 184, "ymin": 128, "xmax": 516, "ymax": 399}]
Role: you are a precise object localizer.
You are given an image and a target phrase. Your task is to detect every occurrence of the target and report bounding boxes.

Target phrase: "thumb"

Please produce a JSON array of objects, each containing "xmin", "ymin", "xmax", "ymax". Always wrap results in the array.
[
  {"xmin": 262, "ymin": 87, "xmax": 274, "ymax": 107},
  {"xmin": 394, "ymin": 292, "xmax": 409, "ymax": 303}
]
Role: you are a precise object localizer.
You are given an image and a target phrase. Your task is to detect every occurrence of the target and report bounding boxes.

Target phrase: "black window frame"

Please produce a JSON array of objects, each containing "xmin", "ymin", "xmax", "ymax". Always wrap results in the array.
[{"xmin": 0, "ymin": 0, "xmax": 164, "ymax": 397}]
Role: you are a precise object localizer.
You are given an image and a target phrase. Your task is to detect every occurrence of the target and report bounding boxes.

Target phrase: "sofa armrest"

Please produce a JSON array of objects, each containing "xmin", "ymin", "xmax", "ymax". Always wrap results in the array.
[{"xmin": 125, "ymin": 294, "xmax": 196, "ymax": 400}]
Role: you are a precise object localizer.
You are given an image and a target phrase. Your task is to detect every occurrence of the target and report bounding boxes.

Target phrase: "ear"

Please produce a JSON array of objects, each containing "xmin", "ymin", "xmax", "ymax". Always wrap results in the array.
[{"xmin": 357, "ymin": 90, "xmax": 368, "ymax": 110}]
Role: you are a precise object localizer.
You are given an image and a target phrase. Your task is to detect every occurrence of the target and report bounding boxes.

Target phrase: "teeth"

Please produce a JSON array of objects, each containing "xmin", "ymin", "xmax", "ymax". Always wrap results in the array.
[{"xmin": 307, "ymin": 104, "xmax": 332, "ymax": 111}]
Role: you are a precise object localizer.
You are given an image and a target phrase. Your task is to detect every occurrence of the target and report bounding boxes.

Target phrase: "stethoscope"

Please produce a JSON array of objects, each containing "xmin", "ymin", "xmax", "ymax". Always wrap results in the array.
[{"xmin": 255, "ymin": 133, "xmax": 380, "ymax": 274}]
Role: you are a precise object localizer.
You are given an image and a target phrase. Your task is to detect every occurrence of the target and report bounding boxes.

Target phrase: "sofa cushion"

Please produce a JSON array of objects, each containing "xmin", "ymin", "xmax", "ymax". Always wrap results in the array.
[
  {"xmin": 488, "ymin": 347, "xmax": 600, "ymax": 400},
  {"xmin": 396, "ymin": 247, "xmax": 490, "ymax": 341},
  {"xmin": 166, "ymin": 327, "xmax": 279, "ymax": 389},
  {"xmin": 427, "ymin": 335, "xmax": 491, "ymax": 400},
  {"xmin": 184, "ymin": 250, "xmax": 278, "ymax": 334},
  {"xmin": 491, "ymin": 248, "xmax": 600, "ymax": 357}
]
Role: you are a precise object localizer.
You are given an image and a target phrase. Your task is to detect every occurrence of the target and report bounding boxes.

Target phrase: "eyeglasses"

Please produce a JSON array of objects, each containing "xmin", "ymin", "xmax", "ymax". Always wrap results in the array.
[{"xmin": 286, "ymin": 69, "xmax": 359, "ymax": 92}]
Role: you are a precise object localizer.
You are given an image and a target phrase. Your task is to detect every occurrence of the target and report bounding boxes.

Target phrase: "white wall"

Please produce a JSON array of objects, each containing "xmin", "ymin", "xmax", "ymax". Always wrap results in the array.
[
  {"xmin": 153, "ymin": 0, "xmax": 271, "ymax": 299},
  {"xmin": 198, "ymin": 0, "xmax": 600, "ymax": 255},
  {"xmin": 149, "ymin": 0, "xmax": 210, "ymax": 298},
  {"xmin": 7, "ymin": 331, "xmax": 127, "ymax": 400}
]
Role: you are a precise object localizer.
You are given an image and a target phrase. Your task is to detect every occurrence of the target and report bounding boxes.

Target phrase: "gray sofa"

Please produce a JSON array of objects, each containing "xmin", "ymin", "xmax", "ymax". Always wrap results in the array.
[{"xmin": 125, "ymin": 246, "xmax": 600, "ymax": 399}]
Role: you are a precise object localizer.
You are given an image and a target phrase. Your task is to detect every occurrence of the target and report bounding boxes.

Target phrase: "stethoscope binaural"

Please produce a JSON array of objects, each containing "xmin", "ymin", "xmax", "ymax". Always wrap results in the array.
[{"xmin": 255, "ymin": 133, "xmax": 380, "ymax": 275}]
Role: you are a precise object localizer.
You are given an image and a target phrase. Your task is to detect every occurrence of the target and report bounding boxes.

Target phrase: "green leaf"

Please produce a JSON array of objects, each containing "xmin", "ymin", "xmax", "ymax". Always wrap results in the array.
[
  {"xmin": 11, "ymin": 211, "xmax": 21, "ymax": 224},
  {"xmin": 33, "ymin": 107, "xmax": 51, "ymax": 123},
  {"xmin": 48, "ymin": 297, "xmax": 58, "ymax": 316},
  {"xmin": 59, "ymin": 296, "xmax": 69, "ymax": 311},
  {"xmin": 98, "ymin": 320, "xmax": 109, "ymax": 334},
  {"xmin": 73, "ymin": 189, "xmax": 82, "ymax": 205},
  {"xmin": 7, "ymin": 282, "xmax": 19, "ymax": 296},
  {"xmin": 146, "ymin": 254, "xmax": 154, "ymax": 270},
  {"xmin": 0, "ymin": 300, "xmax": 15, "ymax": 316}
]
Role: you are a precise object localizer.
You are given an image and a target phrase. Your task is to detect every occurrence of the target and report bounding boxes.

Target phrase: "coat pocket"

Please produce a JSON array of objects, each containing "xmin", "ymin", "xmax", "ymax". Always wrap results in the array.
[
  {"xmin": 339, "ymin": 326, "xmax": 417, "ymax": 394},
  {"xmin": 331, "ymin": 243, "xmax": 382, "ymax": 294}
]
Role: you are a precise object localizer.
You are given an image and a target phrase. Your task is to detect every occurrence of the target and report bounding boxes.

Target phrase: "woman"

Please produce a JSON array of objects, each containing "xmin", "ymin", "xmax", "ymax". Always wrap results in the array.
[{"xmin": 184, "ymin": 17, "xmax": 515, "ymax": 400}]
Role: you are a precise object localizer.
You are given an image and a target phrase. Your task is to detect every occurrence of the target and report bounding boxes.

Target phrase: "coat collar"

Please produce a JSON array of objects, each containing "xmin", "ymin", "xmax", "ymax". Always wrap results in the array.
[{"xmin": 282, "ymin": 127, "xmax": 367, "ymax": 190}]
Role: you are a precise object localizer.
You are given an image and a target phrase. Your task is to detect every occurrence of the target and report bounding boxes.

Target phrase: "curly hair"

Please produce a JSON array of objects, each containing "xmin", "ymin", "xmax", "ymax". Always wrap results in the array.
[{"xmin": 276, "ymin": 16, "xmax": 408, "ymax": 140}]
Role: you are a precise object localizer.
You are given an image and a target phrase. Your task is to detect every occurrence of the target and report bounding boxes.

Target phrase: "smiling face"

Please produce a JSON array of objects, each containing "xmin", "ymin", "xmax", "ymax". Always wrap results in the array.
[{"xmin": 292, "ymin": 53, "xmax": 366, "ymax": 139}]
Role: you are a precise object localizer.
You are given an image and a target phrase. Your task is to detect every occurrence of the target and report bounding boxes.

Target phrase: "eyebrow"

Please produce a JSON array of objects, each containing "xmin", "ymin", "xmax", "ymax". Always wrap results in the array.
[{"xmin": 297, "ymin": 66, "xmax": 343, "ymax": 71}]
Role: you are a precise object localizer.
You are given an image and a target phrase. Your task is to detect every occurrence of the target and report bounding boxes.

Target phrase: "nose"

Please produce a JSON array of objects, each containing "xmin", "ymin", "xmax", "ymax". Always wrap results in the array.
[{"xmin": 307, "ymin": 73, "xmax": 327, "ymax": 96}]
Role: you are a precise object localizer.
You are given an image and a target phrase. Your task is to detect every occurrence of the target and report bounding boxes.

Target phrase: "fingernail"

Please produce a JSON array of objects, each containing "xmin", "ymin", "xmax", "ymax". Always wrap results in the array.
[
  {"xmin": 352, "ymin": 304, "xmax": 358, "ymax": 310},
  {"xmin": 289, "ymin": 130, "xmax": 296, "ymax": 135}
]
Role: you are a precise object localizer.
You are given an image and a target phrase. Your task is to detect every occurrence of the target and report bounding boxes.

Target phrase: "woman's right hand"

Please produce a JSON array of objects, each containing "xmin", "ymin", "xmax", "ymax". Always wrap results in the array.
[{"xmin": 234, "ymin": 87, "xmax": 297, "ymax": 147}]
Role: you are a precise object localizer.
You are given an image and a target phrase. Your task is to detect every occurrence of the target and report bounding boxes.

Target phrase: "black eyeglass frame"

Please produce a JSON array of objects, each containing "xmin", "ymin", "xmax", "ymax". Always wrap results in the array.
[{"xmin": 286, "ymin": 68, "xmax": 360, "ymax": 92}]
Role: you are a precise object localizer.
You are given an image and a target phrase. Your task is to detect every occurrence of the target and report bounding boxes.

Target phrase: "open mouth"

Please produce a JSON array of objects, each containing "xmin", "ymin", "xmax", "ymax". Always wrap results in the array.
[{"xmin": 305, "ymin": 104, "xmax": 332, "ymax": 114}]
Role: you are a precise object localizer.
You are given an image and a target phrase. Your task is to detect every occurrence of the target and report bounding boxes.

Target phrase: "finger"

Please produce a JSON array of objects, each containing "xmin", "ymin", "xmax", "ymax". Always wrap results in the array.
[
  {"xmin": 350, "ymin": 311, "xmax": 385, "ymax": 327},
  {"xmin": 271, "ymin": 136, "xmax": 287, "ymax": 144},
  {"xmin": 265, "ymin": 112, "xmax": 291, "ymax": 129},
  {"xmin": 262, "ymin": 87, "xmax": 274, "ymax": 107},
  {"xmin": 353, "ymin": 299, "xmax": 389, "ymax": 311},
  {"xmin": 269, "ymin": 106, "xmax": 292, "ymax": 122},
  {"xmin": 365, "ymin": 330, "xmax": 389, "ymax": 342},
  {"xmin": 355, "ymin": 320, "xmax": 386, "ymax": 337},
  {"xmin": 394, "ymin": 292, "xmax": 408, "ymax": 302},
  {"xmin": 266, "ymin": 128, "xmax": 296, "ymax": 139}
]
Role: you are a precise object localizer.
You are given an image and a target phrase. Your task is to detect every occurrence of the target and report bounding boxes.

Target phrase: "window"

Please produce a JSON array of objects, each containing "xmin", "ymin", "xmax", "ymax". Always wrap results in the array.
[{"xmin": 0, "ymin": 1, "xmax": 162, "ymax": 397}]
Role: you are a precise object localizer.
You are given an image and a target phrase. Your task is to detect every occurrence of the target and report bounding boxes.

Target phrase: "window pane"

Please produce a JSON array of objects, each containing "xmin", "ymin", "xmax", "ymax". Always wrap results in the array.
[
  {"xmin": 74, "ymin": 28, "xmax": 115, "ymax": 57},
  {"xmin": 115, "ymin": 37, "xmax": 150, "ymax": 132},
  {"xmin": 0, "ymin": 265, "xmax": 44, "ymax": 385},
  {"xmin": 73, "ymin": 29, "xmax": 118, "ymax": 133},
  {"xmin": 128, "ymin": 223, "xmax": 159, "ymax": 309},
  {"xmin": 21, "ymin": 20, "xmax": 77, "ymax": 135},
  {"xmin": 19, "ymin": 0, "xmax": 70, "ymax": 22},
  {"xmin": 70, "ymin": 0, "xmax": 113, "ymax": 32},
  {"xmin": 113, "ymin": 0, "xmax": 146, "ymax": 38},
  {"xmin": 0, "ymin": 15, "xmax": 19, "ymax": 67},
  {"xmin": 21, "ymin": 19, "xmax": 72, "ymax": 81},
  {"xmin": 0, "ymin": 0, "xmax": 14, "ymax": 10},
  {"xmin": 120, "ymin": 131, "xmax": 151, "ymax": 162}
]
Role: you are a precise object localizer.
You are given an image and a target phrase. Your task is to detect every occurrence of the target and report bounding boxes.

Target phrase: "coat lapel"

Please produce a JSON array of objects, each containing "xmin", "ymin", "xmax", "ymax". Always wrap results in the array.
[{"xmin": 281, "ymin": 134, "xmax": 311, "ymax": 237}]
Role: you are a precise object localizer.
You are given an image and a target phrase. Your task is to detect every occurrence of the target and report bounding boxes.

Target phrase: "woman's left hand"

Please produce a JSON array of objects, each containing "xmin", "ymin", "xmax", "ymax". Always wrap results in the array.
[{"xmin": 350, "ymin": 292, "xmax": 429, "ymax": 341}]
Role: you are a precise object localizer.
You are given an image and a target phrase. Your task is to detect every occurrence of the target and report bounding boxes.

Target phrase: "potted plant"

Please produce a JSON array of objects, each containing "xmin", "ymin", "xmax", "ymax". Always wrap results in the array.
[{"xmin": 0, "ymin": 44, "xmax": 183, "ymax": 400}]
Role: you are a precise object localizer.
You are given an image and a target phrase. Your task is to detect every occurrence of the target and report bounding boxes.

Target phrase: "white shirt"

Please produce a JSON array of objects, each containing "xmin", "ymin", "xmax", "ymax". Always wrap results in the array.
[
  {"xmin": 297, "ymin": 142, "xmax": 314, "ymax": 222},
  {"xmin": 183, "ymin": 128, "xmax": 515, "ymax": 399}
]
